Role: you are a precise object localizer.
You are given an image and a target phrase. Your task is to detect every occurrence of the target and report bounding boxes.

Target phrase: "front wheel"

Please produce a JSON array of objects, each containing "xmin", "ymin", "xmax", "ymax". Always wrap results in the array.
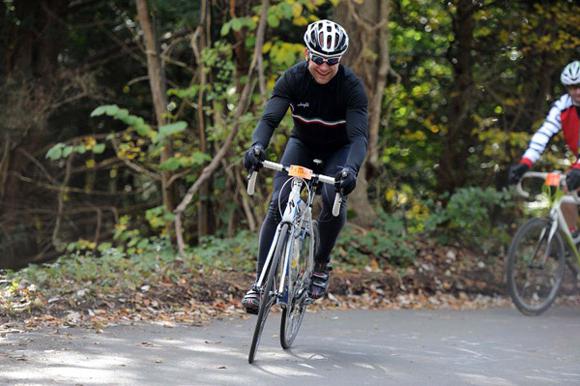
[
  {"xmin": 248, "ymin": 224, "xmax": 289, "ymax": 364},
  {"xmin": 280, "ymin": 221, "xmax": 319, "ymax": 349},
  {"xmin": 506, "ymin": 217, "xmax": 566, "ymax": 316}
]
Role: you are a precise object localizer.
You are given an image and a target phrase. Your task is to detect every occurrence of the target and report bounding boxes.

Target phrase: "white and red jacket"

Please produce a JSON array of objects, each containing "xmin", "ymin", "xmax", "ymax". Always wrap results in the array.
[{"xmin": 521, "ymin": 94, "xmax": 580, "ymax": 169}]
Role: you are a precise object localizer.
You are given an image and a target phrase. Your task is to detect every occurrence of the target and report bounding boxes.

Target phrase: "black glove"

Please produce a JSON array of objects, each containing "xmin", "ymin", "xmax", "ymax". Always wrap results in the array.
[
  {"xmin": 567, "ymin": 169, "xmax": 580, "ymax": 191},
  {"xmin": 335, "ymin": 167, "xmax": 357, "ymax": 195},
  {"xmin": 243, "ymin": 144, "xmax": 265, "ymax": 171},
  {"xmin": 508, "ymin": 163, "xmax": 530, "ymax": 185}
]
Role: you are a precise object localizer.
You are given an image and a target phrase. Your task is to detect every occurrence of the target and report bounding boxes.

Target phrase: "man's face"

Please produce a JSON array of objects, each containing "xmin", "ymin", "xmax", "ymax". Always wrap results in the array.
[
  {"xmin": 306, "ymin": 50, "xmax": 341, "ymax": 85},
  {"xmin": 568, "ymin": 84, "xmax": 580, "ymax": 105}
]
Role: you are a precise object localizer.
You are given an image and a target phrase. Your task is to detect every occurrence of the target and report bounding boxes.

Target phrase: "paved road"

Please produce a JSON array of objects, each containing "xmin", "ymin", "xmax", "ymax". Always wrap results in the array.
[{"xmin": 1, "ymin": 306, "xmax": 580, "ymax": 385}]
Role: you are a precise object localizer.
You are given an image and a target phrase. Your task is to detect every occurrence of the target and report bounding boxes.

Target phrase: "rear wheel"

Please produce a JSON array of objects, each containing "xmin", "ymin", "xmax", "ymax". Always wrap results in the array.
[
  {"xmin": 506, "ymin": 218, "xmax": 566, "ymax": 316},
  {"xmin": 248, "ymin": 224, "xmax": 289, "ymax": 364}
]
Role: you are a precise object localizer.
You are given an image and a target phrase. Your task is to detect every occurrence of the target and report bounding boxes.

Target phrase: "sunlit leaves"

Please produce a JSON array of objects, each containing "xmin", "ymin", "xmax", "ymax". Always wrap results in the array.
[
  {"xmin": 145, "ymin": 206, "xmax": 175, "ymax": 230},
  {"xmin": 269, "ymin": 41, "xmax": 304, "ymax": 68},
  {"xmin": 220, "ymin": 16, "xmax": 257, "ymax": 36},
  {"xmin": 520, "ymin": 3, "xmax": 580, "ymax": 55},
  {"xmin": 477, "ymin": 128, "xmax": 529, "ymax": 163}
]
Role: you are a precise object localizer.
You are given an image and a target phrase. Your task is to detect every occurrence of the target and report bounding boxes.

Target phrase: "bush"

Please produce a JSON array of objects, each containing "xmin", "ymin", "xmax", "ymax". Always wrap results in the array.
[
  {"xmin": 425, "ymin": 187, "xmax": 514, "ymax": 253},
  {"xmin": 335, "ymin": 212, "xmax": 415, "ymax": 268}
]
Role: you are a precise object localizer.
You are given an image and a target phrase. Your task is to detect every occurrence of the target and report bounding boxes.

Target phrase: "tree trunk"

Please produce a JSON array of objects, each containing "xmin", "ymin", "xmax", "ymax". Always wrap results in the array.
[
  {"xmin": 194, "ymin": 0, "xmax": 211, "ymax": 238},
  {"xmin": 135, "ymin": 0, "xmax": 174, "ymax": 225},
  {"xmin": 335, "ymin": 0, "xmax": 392, "ymax": 227},
  {"xmin": 436, "ymin": 0, "xmax": 476, "ymax": 195}
]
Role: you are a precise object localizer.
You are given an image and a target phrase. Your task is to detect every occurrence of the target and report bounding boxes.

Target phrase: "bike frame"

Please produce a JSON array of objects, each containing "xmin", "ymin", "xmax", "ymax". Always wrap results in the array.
[
  {"xmin": 517, "ymin": 171, "xmax": 580, "ymax": 267},
  {"xmin": 249, "ymin": 160, "xmax": 340, "ymax": 306}
]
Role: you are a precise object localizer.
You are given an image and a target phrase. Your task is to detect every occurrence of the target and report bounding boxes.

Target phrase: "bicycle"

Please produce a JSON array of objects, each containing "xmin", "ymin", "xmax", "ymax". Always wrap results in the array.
[
  {"xmin": 245, "ymin": 158, "xmax": 342, "ymax": 364},
  {"xmin": 507, "ymin": 171, "xmax": 580, "ymax": 316}
]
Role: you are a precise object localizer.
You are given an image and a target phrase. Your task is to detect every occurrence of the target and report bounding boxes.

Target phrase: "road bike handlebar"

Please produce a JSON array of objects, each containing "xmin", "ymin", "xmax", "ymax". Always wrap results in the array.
[
  {"xmin": 516, "ymin": 171, "xmax": 580, "ymax": 204},
  {"xmin": 247, "ymin": 160, "xmax": 343, "ymax": 216}
]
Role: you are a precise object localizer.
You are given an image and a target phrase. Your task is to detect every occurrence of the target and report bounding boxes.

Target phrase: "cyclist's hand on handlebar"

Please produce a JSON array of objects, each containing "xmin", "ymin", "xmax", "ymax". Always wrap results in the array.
[
  {"xmin": 508, "ymin": 163, "xmax": 529, "ymax": 185},
  {"xmin": 243, "ymin": 144, "xmax": 265, "ymax": 172},
  {"xmin": 566, "ymin": 168, "xmax": 580, "ymax": 191},
  {"xmin": 335, "ymin": 167, "xmax": 357, "ymax": 195}
]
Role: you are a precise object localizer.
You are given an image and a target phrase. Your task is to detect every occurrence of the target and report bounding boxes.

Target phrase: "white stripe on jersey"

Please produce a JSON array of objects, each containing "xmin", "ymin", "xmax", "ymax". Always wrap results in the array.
[
  {"xmin": 523, "ymin": 94, "xmax": 574, "ymax": 163},
  {"xmin": 291, "ymin": 113, "xmax": 346, "ymax": 127}
]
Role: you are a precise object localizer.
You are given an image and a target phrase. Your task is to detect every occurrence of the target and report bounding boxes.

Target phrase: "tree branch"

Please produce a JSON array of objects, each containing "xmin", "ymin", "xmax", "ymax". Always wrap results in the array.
[
  {"xmin": 52, "ymin": 154, "xmax": 73, "ymax": 250},
  {"xmin": 174, "ymin": 0, "xmax": 270, "ymax": 255}
]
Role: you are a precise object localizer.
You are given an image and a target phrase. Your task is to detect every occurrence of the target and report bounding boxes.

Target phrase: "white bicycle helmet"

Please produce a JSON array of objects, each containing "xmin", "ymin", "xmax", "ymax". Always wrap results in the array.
[
  {"xmin": 561, "ymin": 60, "xmax": 580, "ymax": 85},
  {"xmin": 303, "ymin": 19, "xmax": 349, "ymax": 57}
]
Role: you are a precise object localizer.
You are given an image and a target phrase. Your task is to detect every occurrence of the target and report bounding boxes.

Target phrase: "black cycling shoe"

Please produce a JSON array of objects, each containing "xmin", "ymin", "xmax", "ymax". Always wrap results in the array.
[
  {"xmin": 242, "ymin": 285, "xmax": 260, "ymax": 315},
  {"xmin": 309, "ymin": 263, "xmax": 332, "ymax": 300}
]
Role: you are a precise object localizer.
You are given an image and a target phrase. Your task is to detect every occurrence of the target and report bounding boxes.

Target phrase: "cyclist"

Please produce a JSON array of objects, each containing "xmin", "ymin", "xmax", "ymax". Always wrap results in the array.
[
  {"xmin": 241, "ymin": 19, "xmax": 369, "ymax": 314},
  {"xmin": 509, "ymin": 60, "xmax": 580, "ymax": 232}
]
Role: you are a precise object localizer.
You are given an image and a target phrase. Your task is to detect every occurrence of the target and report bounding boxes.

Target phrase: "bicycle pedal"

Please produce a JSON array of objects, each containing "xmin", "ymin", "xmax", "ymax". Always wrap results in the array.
[{"xmin": 304, "ymin": 297, "xmax": 314, "ymax": 305}]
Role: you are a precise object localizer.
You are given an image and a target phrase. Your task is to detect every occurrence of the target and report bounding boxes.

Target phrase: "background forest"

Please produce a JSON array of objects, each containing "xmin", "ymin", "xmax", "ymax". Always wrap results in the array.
[{"xmin": 1, "ymin": 0, "xmax": 579, "ymax": 271}]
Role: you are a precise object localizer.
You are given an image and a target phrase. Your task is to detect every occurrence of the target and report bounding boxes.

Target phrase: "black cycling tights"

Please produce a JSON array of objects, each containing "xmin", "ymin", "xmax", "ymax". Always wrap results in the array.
[{"xmin": 256, "ymin": 137, "xmax": 349, "ymax": 277}]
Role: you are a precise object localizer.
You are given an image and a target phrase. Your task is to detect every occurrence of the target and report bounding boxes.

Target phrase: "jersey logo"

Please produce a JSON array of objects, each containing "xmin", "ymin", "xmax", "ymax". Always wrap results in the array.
[{"xmin": 297, "ymin": 102, "xmax": 309, "ymax": 108}]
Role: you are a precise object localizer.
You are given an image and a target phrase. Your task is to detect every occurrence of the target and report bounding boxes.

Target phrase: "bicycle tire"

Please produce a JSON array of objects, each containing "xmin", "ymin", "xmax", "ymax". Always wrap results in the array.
[
  {"xmin": 506, "ymin": 217, "xmax": 566, "ymax": 316},
  {"xmin": 280, "ymin": 220, "xmax": 319, "ymax": 349},
  {"xmin": 248, "ymin": 224, "xmax": 289, "ymax": 364}
]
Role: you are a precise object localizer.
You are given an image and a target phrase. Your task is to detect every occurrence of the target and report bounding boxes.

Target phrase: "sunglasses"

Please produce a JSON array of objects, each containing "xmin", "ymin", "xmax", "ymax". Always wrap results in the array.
[{"xmin": 309, "ymin": 53, "xmax": 341, "ymax": 66}]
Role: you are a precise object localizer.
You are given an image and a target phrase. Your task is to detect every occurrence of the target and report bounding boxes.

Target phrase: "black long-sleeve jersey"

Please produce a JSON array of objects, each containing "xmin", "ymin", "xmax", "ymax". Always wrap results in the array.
[{"xmin": 252, "ymin": 61, "xmax": 369, "ymax": 173}]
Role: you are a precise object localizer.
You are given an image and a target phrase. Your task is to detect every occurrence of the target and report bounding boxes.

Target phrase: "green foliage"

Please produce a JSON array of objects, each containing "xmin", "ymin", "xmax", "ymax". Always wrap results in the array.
[
  {"xmin": 91, "ymin": 105, "xmax": 154, "ymax": 138},
  {"xmin": 145, "ymin": 206, "xmax": 176, "ymax": 230},
  {"xmin": 158, "ymin": 121, "xmax": 186, "ymax": 142},
  {"xmin": 221, "ymin": 16, "xmax": 257, "ymax": 36},
  {"xmin": 46, "ymin": 137, "xmax": 106, "ymax": 161},
  {"xmin": 191, "ymin": 231, "xmax": 257, "ymax": 272},
  {"xmin": 112, "ymin": 215, "xmax": 155, "ymax": 254},
  {"xmin": 425, "ymin": 187, "xmax": 514, "ymax": 252},
  {"xmin": 2, "ymin": 241, "xmax": 178, "ymax": 308},
  {"xmin": 1, "ymin": 230, "xmax": 259, "ymax": 313},
  {"xmin": 10, "ymin": 0, "xmax": 580, "ymax": 271},
  {"xmin": 335, "ymin": 214, "xmax": 416, "ymax": 269},
  {"xmin": 264, "ymin": 40, "xmax": 304, "ymax": 68},
  {"xmin": 167, "ymin": 85, "xmax": 199, "ymax": 100},
  {"xmin": 91, "ymin": 104, "xmax": 188, "ymax": 145}
]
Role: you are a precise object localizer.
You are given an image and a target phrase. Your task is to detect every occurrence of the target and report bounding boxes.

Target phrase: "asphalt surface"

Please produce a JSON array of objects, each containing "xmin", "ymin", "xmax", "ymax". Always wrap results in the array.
[{"xmin": 1, "ymin": 306, "xmax": 580, "ymax": 385}]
